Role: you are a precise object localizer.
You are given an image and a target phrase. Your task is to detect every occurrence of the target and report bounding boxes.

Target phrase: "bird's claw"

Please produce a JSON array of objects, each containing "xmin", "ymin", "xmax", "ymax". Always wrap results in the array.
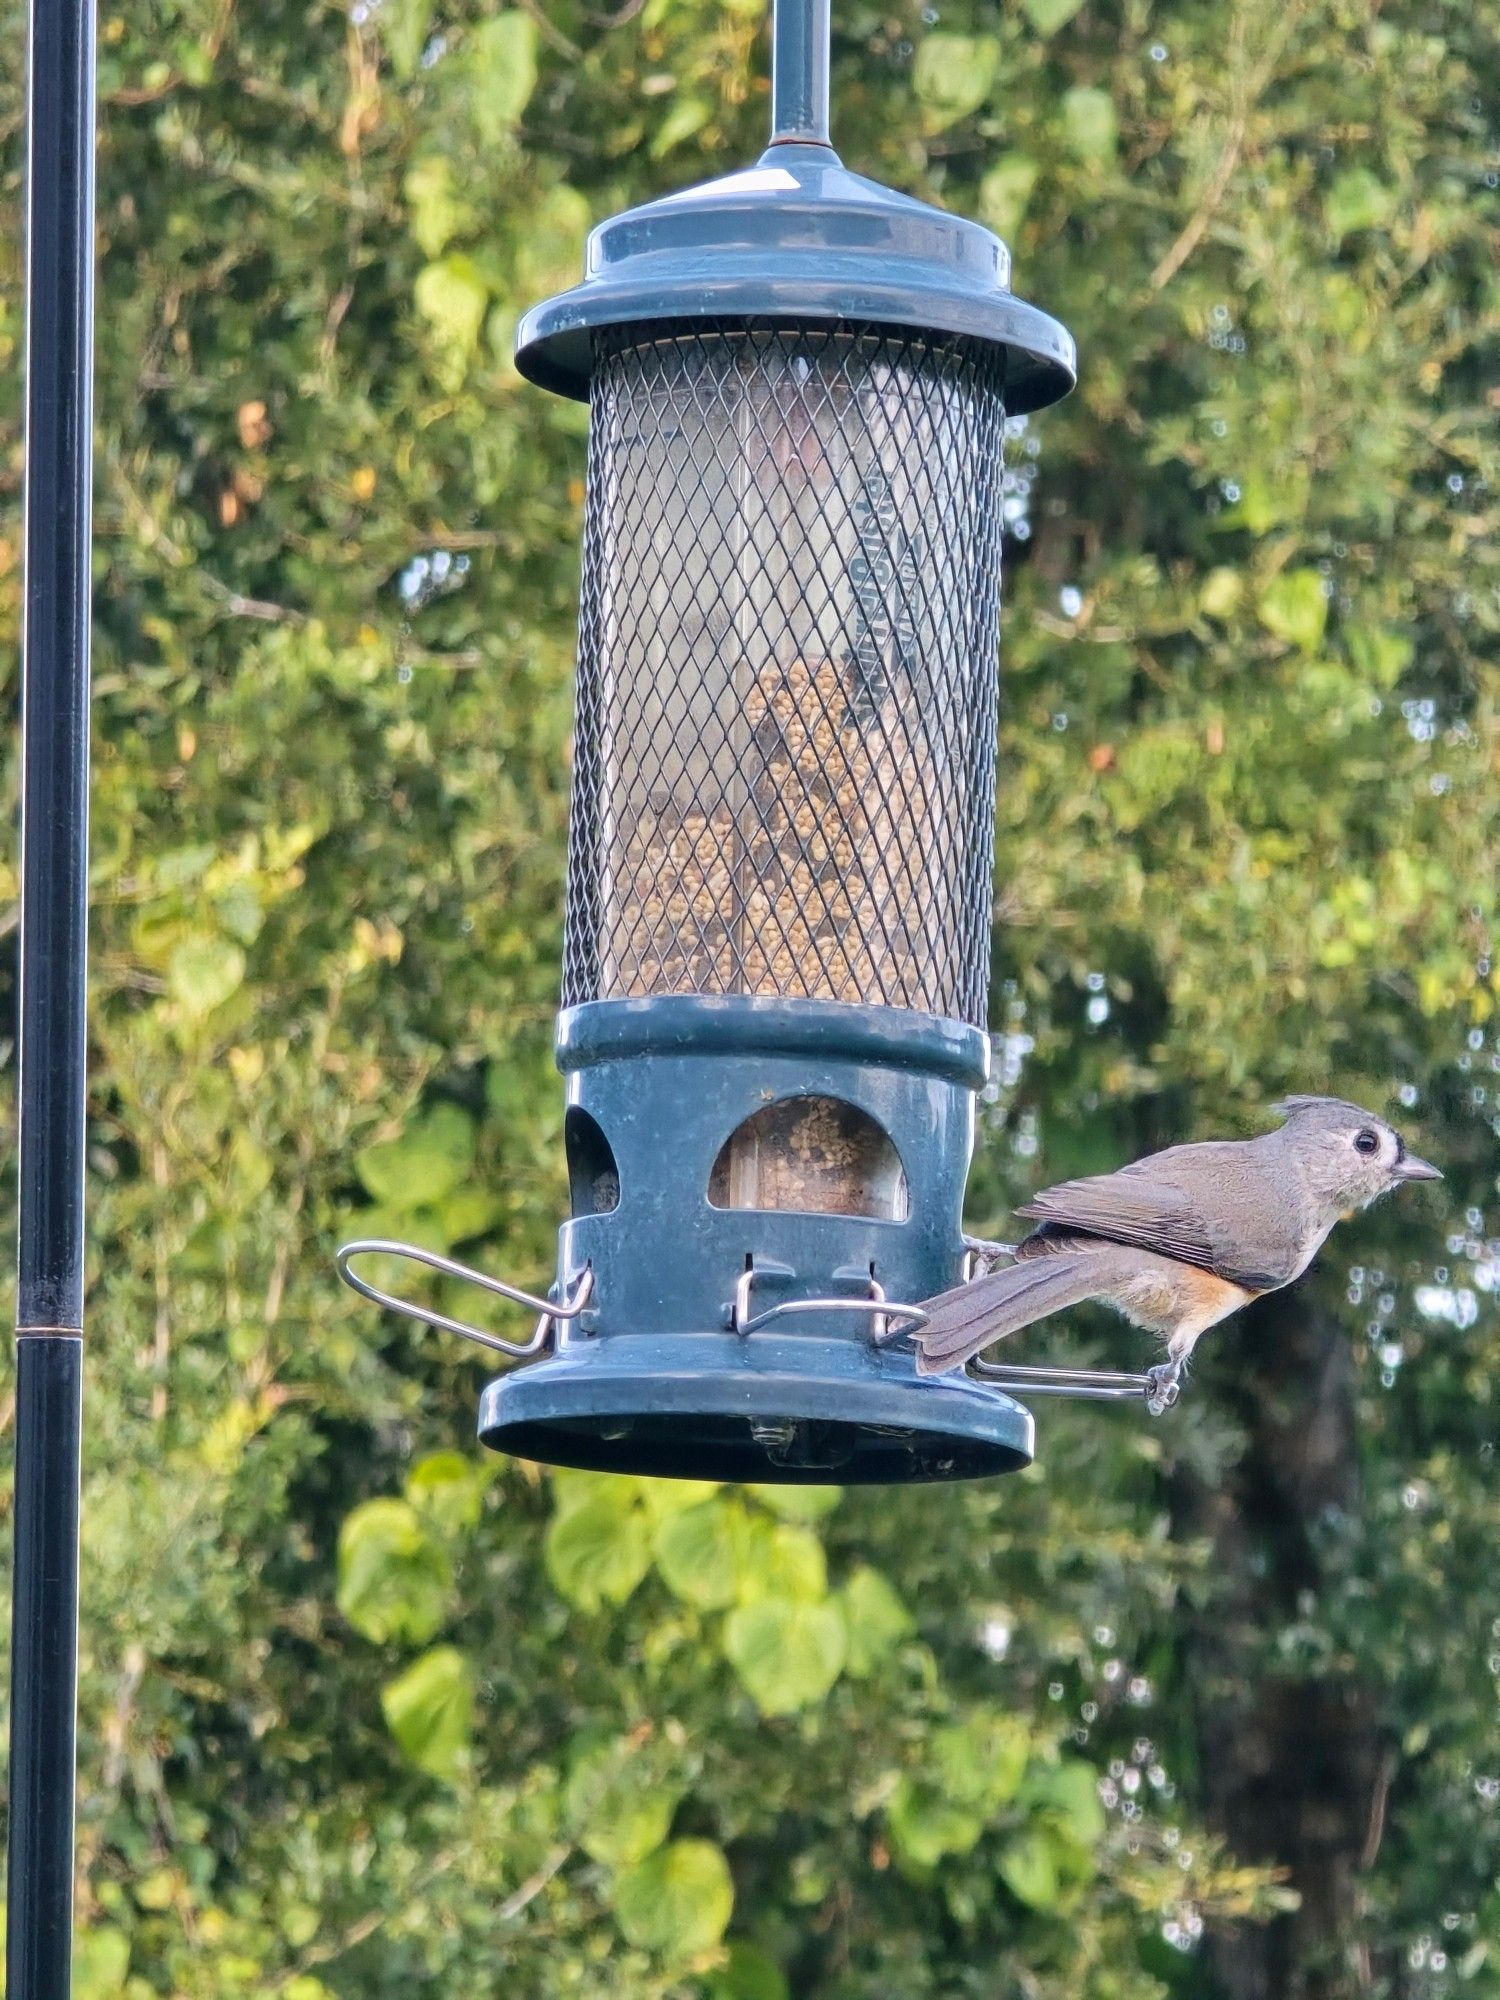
[
  {"xmin": 1144, "ymin": 1363, "xmax": 1181, "ymax": 1417},
  {"xmin": 961, "ymin": 1234, "xmax": 1016, "ymax": 1278}
]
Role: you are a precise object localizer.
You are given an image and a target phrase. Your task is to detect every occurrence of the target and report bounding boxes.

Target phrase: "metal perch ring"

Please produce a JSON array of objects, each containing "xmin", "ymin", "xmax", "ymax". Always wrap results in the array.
[{"xmin": 336, "ymin": 1240, "xmax": 594, "ymax": 1359}]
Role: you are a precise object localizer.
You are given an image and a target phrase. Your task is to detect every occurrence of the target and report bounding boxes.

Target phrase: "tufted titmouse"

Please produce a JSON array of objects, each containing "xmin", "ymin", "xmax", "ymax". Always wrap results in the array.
[{"xmin": 916, "ymin": 1097, "xmax": 1440, "ymax": 1409}]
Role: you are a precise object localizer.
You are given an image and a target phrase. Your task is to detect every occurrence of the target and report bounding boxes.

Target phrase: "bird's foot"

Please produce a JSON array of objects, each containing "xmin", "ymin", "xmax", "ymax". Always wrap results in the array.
[
  {"xmin": 962, "ymin": 1235, "xmax": 1016, "ymax": 1278},
  {"xmin": 1144, "ymin": 1362, "xmax": 1181, "ymax": 1417}
]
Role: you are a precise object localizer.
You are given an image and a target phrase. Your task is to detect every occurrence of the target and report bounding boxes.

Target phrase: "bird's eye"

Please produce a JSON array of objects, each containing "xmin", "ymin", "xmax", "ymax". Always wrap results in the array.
[{"xmin": 1354, "ymin": 1129, "xmax": 1380, "ymax": 1157}]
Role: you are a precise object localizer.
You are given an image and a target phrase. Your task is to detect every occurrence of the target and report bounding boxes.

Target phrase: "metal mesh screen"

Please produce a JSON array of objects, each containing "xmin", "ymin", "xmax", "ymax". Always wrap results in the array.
[{"xmin": 564, "ymin": 321, "xmax": 1007, "ymax": 1026}]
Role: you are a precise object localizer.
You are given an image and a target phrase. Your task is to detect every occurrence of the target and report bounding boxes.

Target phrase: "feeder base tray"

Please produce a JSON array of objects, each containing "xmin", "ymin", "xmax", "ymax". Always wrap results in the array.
[{"xmin": 478, "ymin": 1332, "xmax": 1033, "ymax": 1484}]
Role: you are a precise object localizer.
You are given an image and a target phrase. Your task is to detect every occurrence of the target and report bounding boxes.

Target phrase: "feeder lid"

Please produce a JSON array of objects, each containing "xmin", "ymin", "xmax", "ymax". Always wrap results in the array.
[{"xmin": 514, "ymin": 141, "xmax": 1076, "ymax": 413}]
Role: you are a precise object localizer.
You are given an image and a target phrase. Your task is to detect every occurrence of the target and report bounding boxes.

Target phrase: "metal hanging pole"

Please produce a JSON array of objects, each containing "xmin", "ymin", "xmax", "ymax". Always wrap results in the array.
[
  {"xmin": 768, "ymin": 0, "xmax": 831, "ymax": 146},
  {"xmin": 8, "ymin": 0, "xmax": 97, "ymax": 1987}
]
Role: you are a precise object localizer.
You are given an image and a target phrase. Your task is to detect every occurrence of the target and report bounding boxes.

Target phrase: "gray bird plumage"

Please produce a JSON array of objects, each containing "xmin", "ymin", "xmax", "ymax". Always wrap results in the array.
[{"xmin": 915, "ymin": 1096, "xmax": 1440, "ymax": 1403}]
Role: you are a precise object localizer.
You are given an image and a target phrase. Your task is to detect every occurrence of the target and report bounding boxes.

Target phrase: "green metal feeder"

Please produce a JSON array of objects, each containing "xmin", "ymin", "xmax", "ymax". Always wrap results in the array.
[{"xmin": 339, "ymin": 0, "xmax": 1153, "ymax": 1482}]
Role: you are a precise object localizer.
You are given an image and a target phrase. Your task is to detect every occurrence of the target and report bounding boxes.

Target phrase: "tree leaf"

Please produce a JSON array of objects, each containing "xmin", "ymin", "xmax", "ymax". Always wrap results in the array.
[
  {"xmin": 545, "ymin": 1488, "xmax": 652, "ymax": 1610},
  {"xmin": 379, "ymin": 0, "xmax": 433, "ymax": 80},
  {"xmin": 336, "ymin": 1498, "xmax": 451, "ymax": 1645},
  {"xmin": 466, "ymin": 13, "xmax": 539, "ymax": 145},
  {"xmin": 639, "ymin": 1476, "xmax": 723, "ymax": 1522},
  {"xmin": 380, "ymin": 1645, "xmax": 474, "ymax": 1781},
  {"xmin": 736, "ymin": 1520, "xmax": 828, "ymax": 1605},
  {"xmin": 978, "ymin": 157, "xmax": 1040, "ymax": 241},
  {"xmin": 1027, "ymin": 1760, "xmax": 1107, "ymax": 1845},
  {"xmin": 932, "ymin": 1711, "xmax": 1030, "ymax": 1810},
  {"xmin": 414, "ymin": 255, "xmax": 490, "ymax": 371},
  {"xmin": 405, "ymin": 1450, "xmax": 485, "ymax": 1537},
  {"xmin": 999, "ymin": 1829, "xmax": 1062, "ymax": 1910},
  {"xmin": 1199, "ymin": 566, "xmax": 1244, "ymax": 621},
  {"xmin": 169, "ymin": 934, "xmax": 246, "ymax": 1017},
  {"xmin": 1345, "ymin": 622, "xmax": 1413, "ymax": 687},
  {"xmin": 404, "ymin": 154, "xmax": 477, "ymax": 259},
  {"xmin": 654, "ymin": 1498, "xmax": 750, "ymax": 1609},
  {"xmin": 355, "ymin": 1102, "xmax": 476, "ymax": 1207},
  {"xmin": 649, "ymin": 96, "xmax": 713, "ymax": 161},
  {"xmin": 73, "ymin": 1926, "xmax": 131, "ymax": 1999},
  {"xmin": 705, "ymin": 1943, "xmax": 791, "ymax": 2000},
  {"xmin": 1326, "ymin": 168, "xmax": 1394, "ymax": 240},
  {"xmin": 612, "ymin": 1838, "xmax": 735, "ymax": 1957},
  {"xmin": 1062, "ymin": 86, "xmax": 1118, "ymax": 161},
  {"xmin": 912, "ymin": 33, "xmax": 999, "ymax": 132},
  {"xmin": 746, "ymin": 1483, "xmax": 840, "ymax": 1522},
  {"xmin": 722, "ymin": 1598, "xmax": 846, "ymax": 1714},
  {"xmin": 564, "ymin": 1736, "xmax": 683, "ymax": 1868},
  {"xmin": 1258, "ymin": 569, "xmax": 1329, "ymax": 652},
  {"xmin": 1021, "ymin": 0, "xmax": 1086, "ymax": 34},
  {"xmin": 887, "ymin": 1776, "xmax": 985, "ymax": 1868},
  {"xmin": 837, "ymin": 1565, "xmax": 912, "ymax": 1676}
]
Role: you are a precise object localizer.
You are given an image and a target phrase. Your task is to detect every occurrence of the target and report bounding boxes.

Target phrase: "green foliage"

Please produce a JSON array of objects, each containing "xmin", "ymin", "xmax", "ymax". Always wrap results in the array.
[
  {"xmin": 337, "ymin": 1495, "xmax": 452, "ymax": 1645},
  {"xmin": 613, "ymin": 1839, "xmax": 736, "ymax": 1957},
  {"xmin": 380, "ymin": 1645, "xmax": 475, "ymax": 1781},
  {"xmin": 0, "ymin": 0, "xmax": 1493, "ymax": 1993}
]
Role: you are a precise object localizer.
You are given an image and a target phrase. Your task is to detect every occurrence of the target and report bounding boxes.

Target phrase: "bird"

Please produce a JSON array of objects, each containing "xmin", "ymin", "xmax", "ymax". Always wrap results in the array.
[{"xmin": 915, "ymin": 1097, "xmax": 1441, "ymax": 1410}]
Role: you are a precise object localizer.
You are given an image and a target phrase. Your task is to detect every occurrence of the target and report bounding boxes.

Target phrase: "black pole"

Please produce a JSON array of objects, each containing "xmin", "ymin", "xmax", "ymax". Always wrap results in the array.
[
  {"xmin": 768, "ymin": 0, "xmax": 831, "ymax": 146},
  {"xmin": 8, "ymin": 0, "xmax": 96, "ymax": 1987}
]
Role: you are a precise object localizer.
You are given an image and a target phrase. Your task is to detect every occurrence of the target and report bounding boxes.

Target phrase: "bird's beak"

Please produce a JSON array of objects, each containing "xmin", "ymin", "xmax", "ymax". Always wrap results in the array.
[{"xmin": 1394, "ymin": 1154, "xmax": 1442, "ymax": 1183}]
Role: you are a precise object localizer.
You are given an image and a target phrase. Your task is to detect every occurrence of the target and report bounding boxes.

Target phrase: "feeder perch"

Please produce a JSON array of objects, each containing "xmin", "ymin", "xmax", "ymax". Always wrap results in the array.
[{"xmin": 339, "ymin": 0, "xmax": 1153, "ymax": 1481}]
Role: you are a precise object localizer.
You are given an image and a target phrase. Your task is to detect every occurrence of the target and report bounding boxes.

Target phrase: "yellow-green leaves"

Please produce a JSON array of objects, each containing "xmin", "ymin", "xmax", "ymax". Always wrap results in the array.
[
  {"xmin": 1061, "ymin": 86, "xmax": 1118, "ymax": 162},
  {"xmin": 73, "ymin": 1927, "xmax": 131, "ymax": 2000},
  {"xmin": 564, "ymin": 1735, "xmax": 686, "ymax": 1869},
  {"xmin": 885, "ymin": 1724, "xmax": 1105, "ymax": 1911},
  {"xmin": 338, "ymin": 1453, "xmax": 489, "ymax": 1780},
  {"xmin": 1325, "ymin": 168, "xmax": 1395, "ymax": 241},
  {"xmin": 337, "ymin": 1496, "xmax": 452, "ymax": 1646},
  {"xmin": 168, "ymin": 934, "xmax": 246, "ymax": 1018},
  {"xmin": 613, "ymin": 1838, "xmax": 735, "ymax": 1957},
  {"xmin": 466, "ymin": 14, "xmax": 538, "ymax": 146},
  {"xmin": 1346, "ymin": 622, "xmax": 1414, "ymax": 688},
  {"xmin": 404, "ymin": 154, "xmax": 478, "ymax": 258},
  {"xmin": 356, "ymin": 1101, "xmax": 475, "ymax": 1207},
  {"xmin": 349, "ymin": 1101, "xmax": 502, "ymax": 1269},
  {"xmin": 887, "ymin": 1779, "xmax": 988, "ymax": 1869},
  {"xmin": 650, "ymin": 96, "xmax": 714, "ymax": 161},
  {"xmin": 913, "ymin": 33, "xmax": 999, "ymax": 133},
  {"xmin": 979, "ymin": 158, "xmax": 1041, "ymax": 242},
  {"xmin": 998, "ymin": 1761, "xmax": 1110, "ymax": 1911},
  {"xmin": 379, "ymin": 0, "xmax": 434, "ymax": 79},
  {"xmin": 837, "ymin": 1564, "xmax": 914, "ymax": 1677},
  {"xmin": 888, "ymin": 1711, "xmax": 1031, "ymax": 1869},
  {"xmin": 543, "ymin": 1475, "xmax": 906, "ymax": 1716},
  {"xmin": 406, "ymin": 1449, "xmax": 487, "ymax": 1537},
  {"xmin": 1258, "ymin": 568, "xmax": 1329, "ymax": 653},
  {"xmin": 998, "ymin": 1828, "xmax": 1061, "ymax": 1910},
  {"xmin": 545, "ymin": 1482, "xmax": 655, "ymax": 1610},
  {"xmin": 561, "ymin": 1732, "xmax": 734, "ymax": 1965},
  {"xmin": 933, "ymin": 1712, "xmax": 1031, "ymax": 1809},
  {"xmin": 1199, "ymin": 566, "xmax": 1245, "ymax": 623},
  {"xmin": 654, "ymin": 1497, "xmax": 752, "ymax": 1609},
  {"xmin": 705, "ymin": 1944, "xmax": 792, "ymax": 2000},
  {"xmin": 1022, "ymin": 0, "xmax": 1087, "ymax": 33},
  {"xmin": 722, "ymin": 1598, "xmax": 848, "ymax": 1716},
  {"xmin": 415, "ymin": 254, "xmax": 490, "ymax": 381},
  {"xmin": 380, "ymin": 1645, "xmax": 474, "ymax": 1782}
]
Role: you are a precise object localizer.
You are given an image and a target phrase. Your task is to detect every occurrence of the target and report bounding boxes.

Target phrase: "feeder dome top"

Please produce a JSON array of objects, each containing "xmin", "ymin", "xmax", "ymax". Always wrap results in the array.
[{"xmin": 514, "ymin": 140, "xmax": 1076, "ymax": 414}]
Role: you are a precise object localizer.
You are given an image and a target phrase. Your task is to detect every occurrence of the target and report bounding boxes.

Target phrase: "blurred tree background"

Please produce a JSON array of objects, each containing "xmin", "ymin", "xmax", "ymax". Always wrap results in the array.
[{"xmin": 0, "ymin": 0, "xmax": 1496, "ymax": 1994}]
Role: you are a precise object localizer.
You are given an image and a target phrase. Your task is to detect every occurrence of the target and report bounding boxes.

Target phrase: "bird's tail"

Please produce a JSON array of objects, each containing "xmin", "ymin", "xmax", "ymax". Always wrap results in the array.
[{"xmin": 914, "ymin": 1248, "xmax": 1131, "ymax": 1376}]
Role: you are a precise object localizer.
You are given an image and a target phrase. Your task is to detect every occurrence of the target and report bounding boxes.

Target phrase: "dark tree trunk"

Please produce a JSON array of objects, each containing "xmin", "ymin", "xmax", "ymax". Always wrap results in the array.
[{"xmin": 1177, "ymin": 1285, "xmax": 1387, "ymax": 2000}]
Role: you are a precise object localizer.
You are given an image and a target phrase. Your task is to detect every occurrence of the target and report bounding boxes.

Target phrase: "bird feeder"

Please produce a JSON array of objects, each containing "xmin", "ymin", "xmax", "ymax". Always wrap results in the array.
[{"xmin": 339, "ymin": 0, "xmax": 1147, "ymax": 1482}]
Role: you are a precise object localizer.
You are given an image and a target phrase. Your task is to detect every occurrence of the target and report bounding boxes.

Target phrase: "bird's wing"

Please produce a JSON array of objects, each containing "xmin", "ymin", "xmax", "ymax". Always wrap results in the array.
[{"xmin": 1016, "ymin": 1146, "xmax": 1286, "ymax": 1290}]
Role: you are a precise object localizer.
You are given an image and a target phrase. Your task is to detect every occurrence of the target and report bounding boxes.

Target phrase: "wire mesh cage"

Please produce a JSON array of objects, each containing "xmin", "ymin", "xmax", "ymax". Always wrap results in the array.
[{"xmin": 565, "ymin": 321, "xmax": 1008, "ymax": 1026}]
